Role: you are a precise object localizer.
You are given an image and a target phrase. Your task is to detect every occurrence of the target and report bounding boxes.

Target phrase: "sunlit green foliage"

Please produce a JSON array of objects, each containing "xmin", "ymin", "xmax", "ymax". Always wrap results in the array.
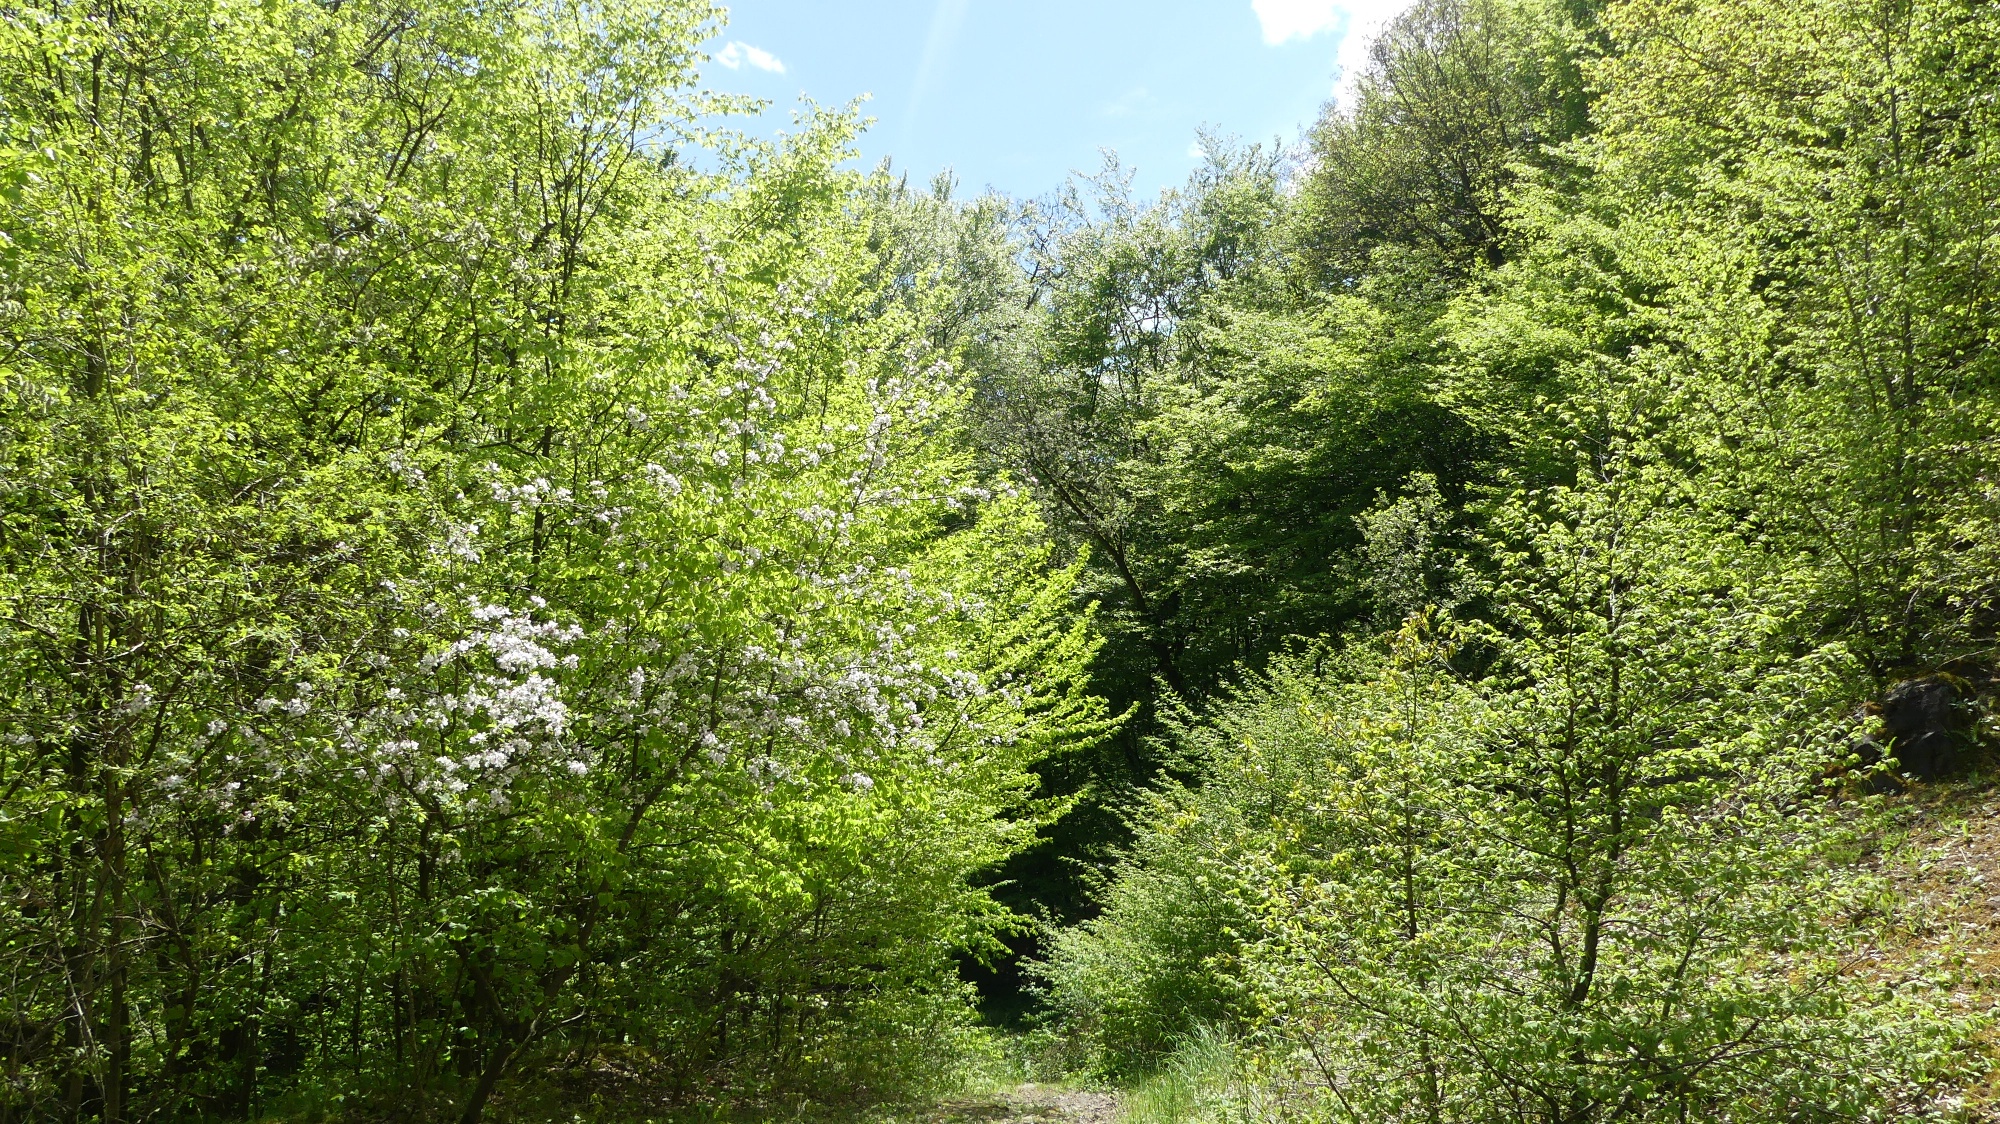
[
  {"xmin": 4, "ymin": 0, "xmax": 1999, "ymax": 1116},
  {"xmin": 1028, "ymin": 0, "xmax": 2000, "ymax": 1116},
  {"xmin": 0, "ymin": 0, "xmax": 1111, "ymax": 1118}
]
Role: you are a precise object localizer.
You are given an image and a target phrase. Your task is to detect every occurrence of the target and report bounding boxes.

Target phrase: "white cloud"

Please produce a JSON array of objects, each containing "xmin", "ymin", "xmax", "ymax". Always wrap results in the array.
[
  {"xmin": 1332, "ymin": 1, "xmax": 1414, "ymax": 102},
  {"xmin": 1252, "ymin": 0, "xmax": 1418, "ymax": 106},
  {"xmin": 715, "ymin": 41, "xmax": 785, "ymax": 74},
  {"xmin": 1252, "ymin": 0, "xmax": 1343, "ymax": 44}
]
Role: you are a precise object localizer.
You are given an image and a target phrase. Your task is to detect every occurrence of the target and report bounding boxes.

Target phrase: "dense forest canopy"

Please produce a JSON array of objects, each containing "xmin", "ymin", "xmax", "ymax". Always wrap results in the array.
[{"xmin": 1, "ymin": 0, "xmax": 1998, "ymax": 1120}]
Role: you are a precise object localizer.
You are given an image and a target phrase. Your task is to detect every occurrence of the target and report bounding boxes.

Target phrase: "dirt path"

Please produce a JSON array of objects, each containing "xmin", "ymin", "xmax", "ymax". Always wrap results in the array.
[{"xmin": 919, "ymin": 1082, "xmax": 1120, "ymax": 1124}]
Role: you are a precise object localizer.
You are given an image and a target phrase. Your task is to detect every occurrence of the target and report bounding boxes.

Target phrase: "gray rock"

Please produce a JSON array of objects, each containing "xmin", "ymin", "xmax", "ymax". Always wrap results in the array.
[{"xmin": 1879, "ymin": 676, "xmax": 1967, "ymax": 780}]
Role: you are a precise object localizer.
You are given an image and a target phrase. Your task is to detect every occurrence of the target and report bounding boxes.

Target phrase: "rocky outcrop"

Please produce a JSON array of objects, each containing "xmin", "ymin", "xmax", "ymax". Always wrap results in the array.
[{"xmin": 1866, "ymin": 673, "xmax": 1989, "ymax": 781}]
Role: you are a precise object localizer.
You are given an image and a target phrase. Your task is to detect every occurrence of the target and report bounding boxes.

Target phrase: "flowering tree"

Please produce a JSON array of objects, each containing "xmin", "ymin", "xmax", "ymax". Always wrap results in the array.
[{"xmin": 0, "ymin": 0, "xmax": 1111, "ymax": 1117}]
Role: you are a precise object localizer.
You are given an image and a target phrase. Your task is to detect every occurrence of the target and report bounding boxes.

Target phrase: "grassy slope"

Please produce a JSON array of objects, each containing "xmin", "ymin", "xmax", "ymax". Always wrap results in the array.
[{"xmin": 1866, "ymin": 777, "xmax": 2000, "ymax": 1116}]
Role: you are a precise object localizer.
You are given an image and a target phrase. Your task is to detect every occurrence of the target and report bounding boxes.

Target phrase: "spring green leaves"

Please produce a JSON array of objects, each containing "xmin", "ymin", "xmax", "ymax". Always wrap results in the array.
[{"xmin": 0, "ymin": 0, "xmax": 1110, "ymax": 1116}]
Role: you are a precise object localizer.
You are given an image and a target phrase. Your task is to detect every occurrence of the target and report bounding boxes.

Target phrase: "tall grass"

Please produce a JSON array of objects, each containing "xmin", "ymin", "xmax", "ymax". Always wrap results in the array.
[{"xmin": 1115, "ymin": 1029, "xmax": 1247, "ymax": 1124}]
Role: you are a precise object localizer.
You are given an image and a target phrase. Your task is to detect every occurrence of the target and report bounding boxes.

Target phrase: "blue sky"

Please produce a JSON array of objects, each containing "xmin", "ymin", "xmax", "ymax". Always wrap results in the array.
[{"xmin": 699, "ymin": 0, "xmax": 1414, "ymax": 200}]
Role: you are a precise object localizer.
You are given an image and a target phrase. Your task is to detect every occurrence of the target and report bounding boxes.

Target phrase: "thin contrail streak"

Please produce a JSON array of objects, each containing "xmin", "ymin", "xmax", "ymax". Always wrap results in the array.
[{"xmin": 900, "ymin": 0, "xmax": 971, "ymax": 159}]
